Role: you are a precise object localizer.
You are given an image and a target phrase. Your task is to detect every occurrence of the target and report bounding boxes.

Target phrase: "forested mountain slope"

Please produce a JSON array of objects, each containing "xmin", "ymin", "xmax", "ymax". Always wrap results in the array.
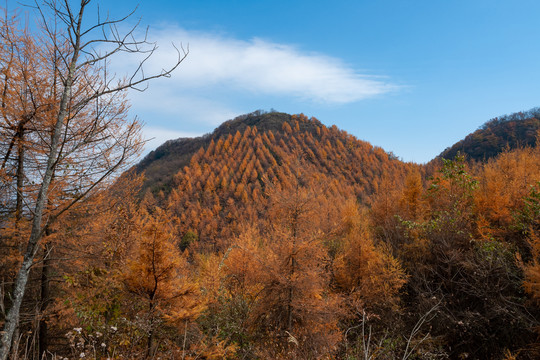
[
  {"xmin": 137, "ymin": 111, "xmax": 414, "ymax": 194},
  {"xmin": 127, "ymin": 109, "xmax": 540, "ymax": 358},
  {"xmin": 136, "ymin": 111, "xmax": 326, "ymax": 192},
  {"xmin": 5, "ymin": 107, "xmax": 540, "ymax": 359},
  {"xmin": 136, "ymin": 111, "xmax": 418, "ymax": 248},
  {"xmin": 439, "ymin": 108, "xmax": 540, "ymax": 161}
]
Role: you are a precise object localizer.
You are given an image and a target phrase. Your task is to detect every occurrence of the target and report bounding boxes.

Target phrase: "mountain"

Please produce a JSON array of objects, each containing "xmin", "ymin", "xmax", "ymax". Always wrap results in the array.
[
  {"xmin": 136, "ymin": 111, "xmax": 326, "ymax": 193},
  {"xmin": 439, "ymin": 108, "xmax": 540, "ymax": 161},
  {"xmin": 136, "ymin": 111, "xmax": 418, "ymax": 248},
  {"xmin": 137, "ymin": 111, "xmax": 415, "ymax": 195}
]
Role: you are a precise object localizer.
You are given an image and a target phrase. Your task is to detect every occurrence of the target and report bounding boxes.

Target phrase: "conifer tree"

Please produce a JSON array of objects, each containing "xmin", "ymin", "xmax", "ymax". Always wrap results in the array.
[
  {"xmin": 123, "ymin": 207, "xmax": 202, "ymax": 358},
  {"xmin": 0, "ymin": 1, "xmax": 185, "ymax": 356}
]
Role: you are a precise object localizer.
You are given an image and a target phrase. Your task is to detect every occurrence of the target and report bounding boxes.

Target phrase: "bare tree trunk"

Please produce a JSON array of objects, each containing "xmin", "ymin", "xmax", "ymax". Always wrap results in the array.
[
  {"xmin": 38, "ymin": 242, "xmax": 51, "ymax": 359},
  {"xmin": 7, "ymin": 122, "xmax": 25, "ymax": 360},
  {"xmin": 15, "ymin": 126, "xmax": 24, "ymax": 227},
  {"xmin": 10, "ymin": 326, "xmax": 19, "ymax": 360},
  {"xmin": 0, "ymin": 17, "xmax": 81, "ymax": 359}
]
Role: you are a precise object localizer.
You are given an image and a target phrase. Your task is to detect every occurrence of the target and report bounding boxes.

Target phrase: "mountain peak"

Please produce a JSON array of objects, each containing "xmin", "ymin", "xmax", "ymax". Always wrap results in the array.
[{"xmin": 212, "ymin": 110, "xmax": 322, "ymax": 138}]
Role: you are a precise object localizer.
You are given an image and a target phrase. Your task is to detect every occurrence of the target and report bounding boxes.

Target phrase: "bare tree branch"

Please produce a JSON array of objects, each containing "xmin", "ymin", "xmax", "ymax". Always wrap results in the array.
[{"xmin": 0, "ymin": 1, "xmax": 183, "ymax": 357}]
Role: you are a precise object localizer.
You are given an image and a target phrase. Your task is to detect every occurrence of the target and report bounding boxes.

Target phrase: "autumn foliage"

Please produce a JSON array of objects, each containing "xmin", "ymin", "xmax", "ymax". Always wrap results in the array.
[
  {"xmin": 159, "ymin": 112, "xmax": 416, "ymax": 253},
  {"xmin": 1, "ymin": 14, "xmax": 540, "ymax": 356},
  {"xmin": 3, "ymin": 96, "xmax": 540, "ymax": 359}
]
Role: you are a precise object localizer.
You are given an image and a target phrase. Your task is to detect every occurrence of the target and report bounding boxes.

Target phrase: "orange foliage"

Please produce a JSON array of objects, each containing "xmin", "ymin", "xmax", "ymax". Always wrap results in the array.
[
  {"xmin": 164, "ymin": 114, "xmax": 417, "ymax": 251},
  {"xmin": 475, "ymin": 146, "xmax": 540, "ymax": 241},
  {"xmin": 334, "ymin": 200, "xmax": 407, "ymax": 315},
  {"xmin": 122, "ymin": 207, "xmax": 202, "ymax": 357}
]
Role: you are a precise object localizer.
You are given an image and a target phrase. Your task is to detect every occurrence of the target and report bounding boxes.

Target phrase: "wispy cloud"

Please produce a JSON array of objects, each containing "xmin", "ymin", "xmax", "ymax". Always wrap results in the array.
[
  {"xmin": 142, "ymin": 126, "xmax": 203, "ymax": 154},
  {"xmin": 122, "ymin": 26, "xmax": 398, "ymax": 104},
  {"xmin": 130, "ymin": 88, "xmax": 239, "ymax": 126},
  {"xmin": 113, "ymin": 25, "xmax": 399, "ymax": 151}
]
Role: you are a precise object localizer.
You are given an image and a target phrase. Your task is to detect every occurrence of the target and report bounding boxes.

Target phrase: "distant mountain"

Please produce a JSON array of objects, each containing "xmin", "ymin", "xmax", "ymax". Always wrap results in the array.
[
  {"xmin": 439, "ymin": 108, "xmax": 540, "ymax": 161},
  {"xmin": 136, "ymin": 111, "xmax": 413, "ymax": 195},
  {"xmin": 135, "ymin": 111, "xmax": 417, "ymax": 247},
  {"xmin": 136, "ymin": 107, "xmax": 540, "ymax": 247},
  {"xmin": 136, "ymin": 111, "xmax": 327, "ymax": 193}
]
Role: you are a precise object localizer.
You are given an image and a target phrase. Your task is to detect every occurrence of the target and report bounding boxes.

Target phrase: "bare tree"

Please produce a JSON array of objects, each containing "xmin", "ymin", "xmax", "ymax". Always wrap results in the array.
[{"xmin": 0, "ymin": 1, "xmax": 186, "ymax": 358}]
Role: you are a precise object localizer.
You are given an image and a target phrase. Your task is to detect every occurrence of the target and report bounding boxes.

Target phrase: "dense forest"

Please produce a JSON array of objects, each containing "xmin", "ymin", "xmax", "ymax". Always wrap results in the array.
[
  {"xmin": 439, "ymin": 108, "xmax": 540, "ymax": 161},
  {"xmin": 2, "ymin": 1, "xmax": 540, "ymax": 359},
  {"xmin": 137, "ymin": 111, "xmax": 418, "ymax": 250}
]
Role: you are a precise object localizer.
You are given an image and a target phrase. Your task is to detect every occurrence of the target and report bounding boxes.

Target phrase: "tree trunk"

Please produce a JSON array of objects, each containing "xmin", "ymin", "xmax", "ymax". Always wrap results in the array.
[
  {"xmin": 146, "ymin": 300, "xmax": 156, "ymax": 360},
  {"xmin": 15, "ymin": 128, "xmax": 24, "ymax": 226},
  {"xmin": 10, "ymin": 326, "xmax": 18, "ymax": 360},
  {"xmin": 38, "ymin": 242, "xmax": 51, "ymax": 359},
  {"xmin": 146, "ymin": 328, "xmax": 154, "ymax": 360},
  {"xmin": 0, "ymin": 19, "xmax": 81, "ymax": 357},
  {"xmin": 5, "ymin": 121, "xmax": 26, "ymax": 360}
]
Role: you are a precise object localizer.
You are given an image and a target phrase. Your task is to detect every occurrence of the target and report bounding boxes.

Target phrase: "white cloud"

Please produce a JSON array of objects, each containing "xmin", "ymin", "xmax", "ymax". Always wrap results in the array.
[
  {"xmin": 130, "ymin": 88, "xmax": 239, "ymax": 126},
  {"xmin": 142, "ymin": 126, "xmax": 202, "ymax": 155},
  {"xmin": 120, "ymin": 26, "xmax": 398, "ymax": 104},
  {"xmin": 109, "ymin": 25, "xmax": 400, "ymax": 150}
]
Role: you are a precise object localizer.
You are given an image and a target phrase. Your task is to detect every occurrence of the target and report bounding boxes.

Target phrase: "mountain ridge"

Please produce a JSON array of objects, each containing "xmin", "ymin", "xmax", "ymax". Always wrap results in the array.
[
  {"xmin": 439, "ymin": 107, "xmax": 540, "ymax": 161},
  {"xmin": 136, "ymin": 110, "xmax": 403, "ymax": 194}
]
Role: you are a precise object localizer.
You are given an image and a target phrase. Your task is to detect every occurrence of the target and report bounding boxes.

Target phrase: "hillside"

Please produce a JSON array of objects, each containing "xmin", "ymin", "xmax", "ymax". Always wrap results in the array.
[
  {"xmin": 439, "ymin": 108, "xmax": 540, "ymax": 161},
  {"xmin": 136, "ymin": 111, "xmax": 323, "ymax": 193},
  {"xmin": 136, "ymin": 111, "xmax": 418, "ymax": 248},
  {"xmin": 5, "ymin": 107, "xmax": 540, "ymax": 359},
  {"xmin": 137, "ymin": 111, "xmax": 415, "ymax": 196}
]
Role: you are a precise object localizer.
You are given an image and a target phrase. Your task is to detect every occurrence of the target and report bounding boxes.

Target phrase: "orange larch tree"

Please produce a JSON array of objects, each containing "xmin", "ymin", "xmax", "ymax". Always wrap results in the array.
[
  {"xmin": 246, "ymin": 164, "xmax": 343, "ymax": 359},
  {"xmin": 0, "ymin": 1, "xmax": 185, "ymax": 357},
  {"xmin": 123, "ymin": 207, "xmax": 203, "ymax": 359}
]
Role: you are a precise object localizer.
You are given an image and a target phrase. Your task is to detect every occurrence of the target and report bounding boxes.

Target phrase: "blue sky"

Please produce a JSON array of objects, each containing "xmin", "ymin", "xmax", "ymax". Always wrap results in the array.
[{"xmin": 102, "ymin": 0, "xmax": 540, "ymax": 163}]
